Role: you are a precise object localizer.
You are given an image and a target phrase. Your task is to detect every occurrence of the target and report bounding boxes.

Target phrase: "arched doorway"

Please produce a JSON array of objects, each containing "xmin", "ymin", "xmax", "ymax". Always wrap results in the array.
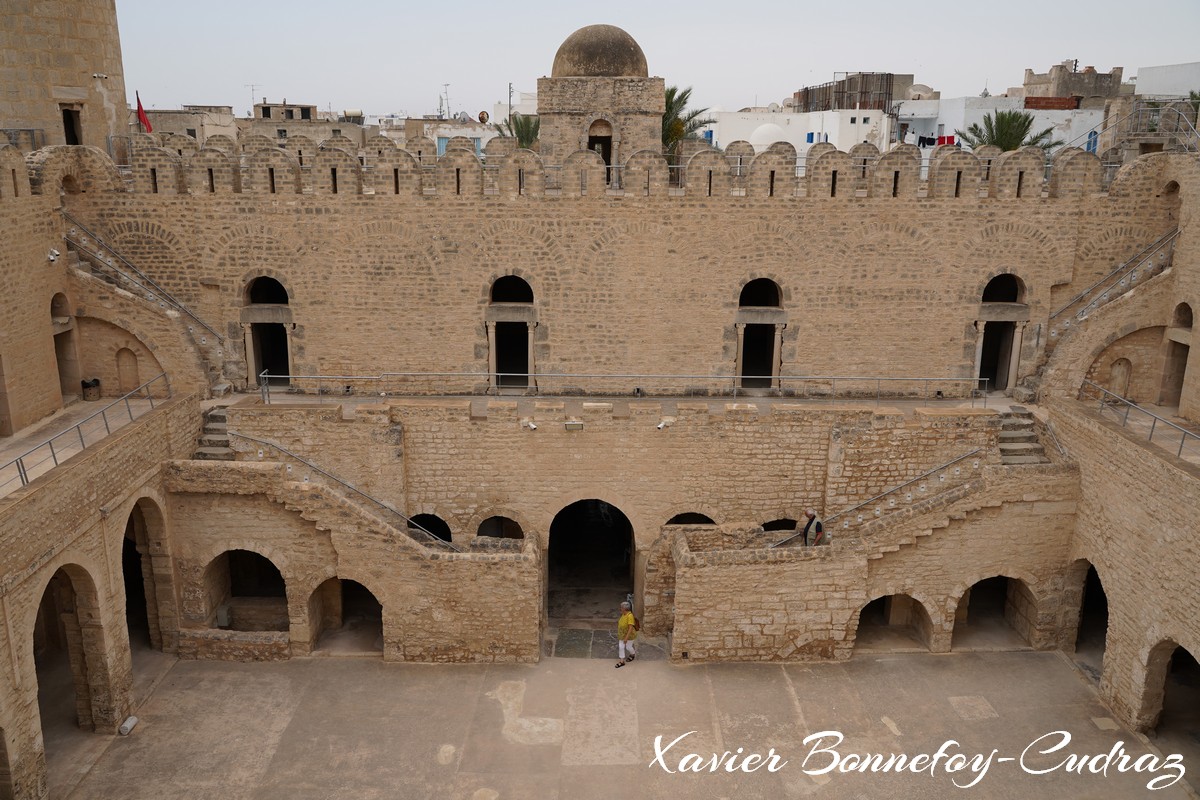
[
  {"xmin": 666, "ymin": 513, "xmax": 714, "ymax": 525},
  {"xmin": 34, "ymin": 566, "xmax": 120, "ymax": 796},
  {"xmin": 122, "ymin": 502, "xmax": 163, "ymax": 652},
  {"xmin": 203, "ymin": 550, "xmax": 288, "ymax": 632},
  {"xmin": 736, "ymin": 279, "xmax": 784, "ymax": 390},
  {"xmin": 951, "ymin": 576, "xmax": 1035, "ymax": 650},
  {"xmin": 1108, "ymin": 358, "xmax": 1132, "ymax": 398},
  {"xmin": 308, "ymin": 578, "xmax": 383, "ymax": 655},
  {"xmin": 50, "ymin": 293, "xmax": 80, "ymax": 402},
  {"xmin": 1072, "ymin": 563, "xmax": 1108, "ymax": 681},
  {"xmin": 587, "ymin": 119, "xmax": 613, "ymax": 170},
  {"xmin": 976, "ymin": 275, "xmax": 1027, "ymax": 392},
  {"xmin": 1160, "ymin": 303, "xmax": 1192, "ymax": 406},
  {"xmin": 548, "ymin": 499, "xmax": 633, "ymax": 625},
  {"xmin": 116, "ymin": 348, "xmax": 140, "ymax": 393},
  {"xmin": 853, "ymin": 594, "xmax": 933, "ymax": 652},
  {"xmin": 1148, "ymin": 642, "xmax": 1200, "ymax": 771},
  {"xmin": 488, "ymin": 276, "xmax": 535, "ymax": 390},
  {"xmin": 243, "ymin": 277, "xmax": 291, "ymax": 385}
]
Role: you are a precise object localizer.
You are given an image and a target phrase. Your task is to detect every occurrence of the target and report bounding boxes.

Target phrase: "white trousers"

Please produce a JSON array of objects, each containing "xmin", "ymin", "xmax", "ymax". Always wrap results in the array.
[{"xmin": 619, "ymin": 639, "xmax": 638, "ymax": 659}]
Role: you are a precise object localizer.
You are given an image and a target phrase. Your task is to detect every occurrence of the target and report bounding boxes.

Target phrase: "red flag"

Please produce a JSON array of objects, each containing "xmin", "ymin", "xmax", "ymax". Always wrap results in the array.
[{"xmin": 136, "ymin": 91, "xmax": 153, "ymax": 133}]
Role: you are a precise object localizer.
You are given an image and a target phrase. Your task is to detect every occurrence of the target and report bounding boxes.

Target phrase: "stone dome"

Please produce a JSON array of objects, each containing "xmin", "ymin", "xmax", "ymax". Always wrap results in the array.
[{"xmin": 551, "ymin": 25, "xmax": 648, "ymax": 78}]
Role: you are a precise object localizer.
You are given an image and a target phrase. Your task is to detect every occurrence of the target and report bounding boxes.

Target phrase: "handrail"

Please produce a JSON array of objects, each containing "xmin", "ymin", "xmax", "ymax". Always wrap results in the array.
[
  {"xmin": 258, "ymin": 369, "xmax": 988, "ymax": 406},
  {"xmin": 226, "ymin": 431, "xmax": 461, "ymax": 552},
  {"xmin": 0, "ymin": 373, "xmax": 171, "ymax": 492},
  {"xmin": 1050, "ymin": 228, "xmax": 1178, "ymax": 320},
  {"xmin": 769, "ymin": 448, "xmax": 983, "ymax": 548},
  {"xmin": 1081, "ymin": 381, "xmax": 1200, "ymax": 459},
  {"xmin": 59, "ymin": 209, "xmax": 224, "ymax": 343}
]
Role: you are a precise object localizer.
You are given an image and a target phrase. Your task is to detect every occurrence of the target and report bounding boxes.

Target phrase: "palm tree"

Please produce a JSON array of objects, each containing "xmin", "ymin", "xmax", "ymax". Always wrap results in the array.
[
  {"xmin": 955, "ymin": 110, "xmax": 1063, "ymax": 152},
  {"xmin": 497, "ymin": 113, "xmax": 539, "ymax": 150},
  {"xmin": 662, "ymin": 85, "xmax": 715, "ymax": 162}
]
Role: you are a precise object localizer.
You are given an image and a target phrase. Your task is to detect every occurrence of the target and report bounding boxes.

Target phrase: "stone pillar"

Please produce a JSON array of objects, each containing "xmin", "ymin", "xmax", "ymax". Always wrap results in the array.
[
  {"xmin": 242, "ymin": 324, "xmax": 256, "ymax": 386},
  {"xmin": 486, "ymin": 321, "xmax": 497, "ymax": 391},
  {"xmin": 972, "ymin": 321, "xmax": 987, "ymax": 388},
  {"xmin": 771, "ymin": 324, "xmax": 784, "ymax": 389},
  {"xmin": 1007, "ymin": 322, "xmax": 1026, "ymax": 393},
  {"xmin": 734, "ymin": 323, "xmax": 746, "ymax": 386},
  {"xmin": 284, "ymin": 324, "xmax": 295, "ymax": 381},
  {"xmin": 526, "ymin": 322, "xmax": 537, "ymax": 390}
]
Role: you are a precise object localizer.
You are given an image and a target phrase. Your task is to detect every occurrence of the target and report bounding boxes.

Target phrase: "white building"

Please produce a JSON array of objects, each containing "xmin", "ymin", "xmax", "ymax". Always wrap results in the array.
[
  {"xmin": 893, "ymin": 96, "xmax": 1104, "ymax": 153},
  {"xmin": 701, "ymin": 107, "xmax": 893, "ymax": 155},
  {"xmin": 1134, "ymin": 62, "xmax": 1200, "ymax": 98},
  {"xmin": 492, "ymin": 90, "xmax": 538, "ymax": 128}
]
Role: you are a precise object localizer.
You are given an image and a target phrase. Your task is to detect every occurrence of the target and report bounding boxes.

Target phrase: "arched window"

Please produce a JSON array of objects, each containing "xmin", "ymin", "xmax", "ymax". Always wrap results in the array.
[
  {"xmin": 762, "ymin": 518, "xmax": 798, "ymax": 531},
  {"xmin": 739, "ymin": 278, "xmax": 782, "ymax": 308},
  {"xmin": 981, "ymin": 274, "xmax": 1024, "ymax": 303},
  {"xmin": 491, "ymin": 276, "xmax": 533, "ymax": 304},
  {"xmin": 1172, "ymin": 303, "xmax": 1193, "ymax": 329},
  {"xmin": 478, "ymin": 515, "xmax": 524, "ymax": 539},
  {"xmin": 408, "ymin": 514, "xmax": 452, "ymax": 543},
  {"xmin": 246, "ymin": 276, "xmax": 289, "ymax": 305},
  {"xmin": 666, "ymin": 513, "xmax": 715, "ymax": 525}
]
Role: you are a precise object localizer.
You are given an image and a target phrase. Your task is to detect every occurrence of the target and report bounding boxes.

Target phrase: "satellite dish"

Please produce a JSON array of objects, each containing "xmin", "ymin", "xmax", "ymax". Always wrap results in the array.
[{"xmin": 456, "ymin": 111, "xmax": 471, "ymax": 123}]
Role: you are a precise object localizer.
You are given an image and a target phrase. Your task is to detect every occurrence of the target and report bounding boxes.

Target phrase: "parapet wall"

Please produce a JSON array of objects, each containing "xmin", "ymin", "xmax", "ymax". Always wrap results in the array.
[{"xmin": 225, "ymin": 399, "xmax": 1001, "ymax": 548}]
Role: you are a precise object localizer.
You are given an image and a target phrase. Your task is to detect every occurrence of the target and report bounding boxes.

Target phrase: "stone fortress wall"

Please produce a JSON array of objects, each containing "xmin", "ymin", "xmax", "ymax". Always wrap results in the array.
[{"xmin": 2, "ymin": 8, "xmax": 1200, "ymax": 799}]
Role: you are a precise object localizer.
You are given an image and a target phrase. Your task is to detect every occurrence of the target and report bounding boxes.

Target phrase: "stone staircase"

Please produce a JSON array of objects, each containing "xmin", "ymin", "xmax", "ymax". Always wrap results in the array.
[
  {"xmin": 998, "ymin": 407, "xmax": 1049, "ymax": 465},
  {"xmin": 194, "ymin": 407, "xmax": 234, "ymax": 460}
]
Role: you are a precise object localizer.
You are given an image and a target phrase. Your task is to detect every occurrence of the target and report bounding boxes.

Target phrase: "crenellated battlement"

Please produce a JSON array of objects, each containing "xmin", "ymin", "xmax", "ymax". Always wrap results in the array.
[{"xmin": 1, "ymin": 134, "xmax": 1173, "ymax": 204}]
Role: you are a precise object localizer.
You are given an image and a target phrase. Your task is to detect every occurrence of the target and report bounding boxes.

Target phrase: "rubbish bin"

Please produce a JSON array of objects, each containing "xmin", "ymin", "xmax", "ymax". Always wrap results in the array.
[{"xmin": 81, "ymin": 378, "xmax": 101, "ymax": 401}]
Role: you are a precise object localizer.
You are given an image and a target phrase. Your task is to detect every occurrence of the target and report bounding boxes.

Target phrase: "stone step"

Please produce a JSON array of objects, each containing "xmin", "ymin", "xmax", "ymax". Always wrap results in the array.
[
  {"xmin": 1001, "ymin": 419, "xmax": 1035, "ymax": 431},
  {"xmin": 999, "ymin": 442, "xmax": 1045, "ymax": 455},
  {"xmin": 203, "ymin": 421, "xmax": 227, "ymax": 435},
  {"xmin": 198, "ymin": 434, "xmax": 229, "ymax": 448},
  {"xmin": 999, "ymin": 430, "xmax": 1038, "ymax": 442},
  {"xmin": 211, "ymin": 383, "xmax": 233, "ymax": 397},
  {"xmin": 1006, "ymin": 406, "xmax": 1033, "ymax": 417},
  {"xmin": 194, "ymin": 446, "xmax": 235, "ymax": 461},
  {"xmin": 208, "ymin": 408, "xmax": 228, "ymax": 423},
  {"xmin": 1001, "ymin": 454, "xmax": 1049, "ymax": 465}
]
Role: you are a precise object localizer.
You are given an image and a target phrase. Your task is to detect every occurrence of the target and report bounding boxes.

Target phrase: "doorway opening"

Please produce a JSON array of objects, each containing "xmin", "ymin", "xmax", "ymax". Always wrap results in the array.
[
  {"xmin": 740, "ymin": 324, "xmax": 776, "ymax": 388},
  {"xmin": 61, "ymin": 106, "xmax": 82, "ymax": 146},
  {"xmin": 1072, "ymin": 563, "xmax": 1108, "ymax": 682},
  {"xmin": 952, "ymin": 576, "xmax": 1034, "ymax": 650},
  {"xmin": 1160, "ymin": 341, "xmax": 1189, "ymax": 407},
  {"xmin": 587, "ymin": 120, "xmax": 613, "ymax": 174},
  {"xmin": 978, "ymin": 321, "xmax": 1015, "ymax": 391},
  {"xmin": 309, "ymin": 578, "xmax": 383, "ymax": 655},
  {"xmin": 250, "ymin": 323, "xmax": 289, "ymax": 384},
  {"xmin": 494, "ymin": 321, "xmax": 529, "ymax": 388},
  {"xmin": 1150, "ymin": 644, "xmax": 1200, "ymax": 772},
  {"xmin": 853, "ymin": 594, "xmax": 932, "ymax": 652},
  {"xmin": 548, "ymin": 499, "xmax": 633, "ymax": 625},
  {"xmin": 116, "ymin": 348, "xmax": 140, "ymax": 394}
]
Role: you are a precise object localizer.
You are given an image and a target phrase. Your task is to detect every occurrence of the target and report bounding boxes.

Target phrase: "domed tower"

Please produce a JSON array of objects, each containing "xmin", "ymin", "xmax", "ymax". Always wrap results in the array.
[{"xmin": 537, "ymin": 25, "xmax": 666, "ymax": 166}]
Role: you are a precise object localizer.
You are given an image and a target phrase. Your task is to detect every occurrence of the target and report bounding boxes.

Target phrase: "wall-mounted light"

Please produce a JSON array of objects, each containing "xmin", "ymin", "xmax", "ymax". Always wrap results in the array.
[
  {"xmin": 564, "ymin": 420, "xmax": 583, "ymax": 431},
  {"xmin": 47, "ymin": 249, "xmax": 59, "ymax": 262},
  {"xmin": 521, "ymin": 418, "xmax": 537, "ymax": 431}
]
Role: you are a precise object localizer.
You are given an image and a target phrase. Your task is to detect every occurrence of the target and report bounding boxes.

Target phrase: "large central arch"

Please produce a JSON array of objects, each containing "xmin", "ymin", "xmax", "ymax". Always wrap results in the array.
[{"xmin": 547, "ymin": 499, "xmax": 633, "ymax": 625}]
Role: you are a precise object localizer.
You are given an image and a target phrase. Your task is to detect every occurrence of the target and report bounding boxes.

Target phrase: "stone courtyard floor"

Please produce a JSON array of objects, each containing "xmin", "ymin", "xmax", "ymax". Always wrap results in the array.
[{"xmin": 55, "ymin": 650, "xmax": 1197, "ymax": 799}]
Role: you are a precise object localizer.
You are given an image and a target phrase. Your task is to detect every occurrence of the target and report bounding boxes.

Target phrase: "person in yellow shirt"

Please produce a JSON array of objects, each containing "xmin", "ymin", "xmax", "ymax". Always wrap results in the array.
[{"xmin": 615, "ymin": 601, "xmax": 638, "ymax": 668}]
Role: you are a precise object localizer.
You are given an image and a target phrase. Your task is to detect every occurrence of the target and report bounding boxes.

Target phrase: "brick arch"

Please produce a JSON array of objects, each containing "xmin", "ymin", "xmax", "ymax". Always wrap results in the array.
[
  {"xmin": 1134, "ymin": 635, "xmax": 1200, "ymax": 731},
  {"xmin": 845, "ymin": 590, "xmax": 942, "ymax": 644},
  {"xmin": 464, "ymin": 219, "xmax": 565, "ymax": 270},
  {"xmin": 965, "ymin": 221, "xmax": 1061, "ymax": 265},
  {"xmin": 464, "ymin": 507, "xmax": 534, "ymax": 539},
  {"xmin": 27, "ymin": 145, "xmax": 124, "ymax": 195},
  {"xmin": 659, "ymin": 504, "xmax": 726, "ymax": 527},
  {"xmin": 28, "ymin": 559, "xmax": 128, "ymax": 732},
  {"xmin": 948, "ymin": 569, "xmax": 1045, "ymax": 612},
  {"xmin": 583, "ymin": 219, "xmax": 685, "ymax": 258},
  {"xmin": 832, "ymin": 220, "xmax": 932, "ymax": 263},
  {"xmin": 102, "ymin": 219, "xmax": 185, "ymax": 258},
  {"xmin": 196, "ymin": 541, "xmax": 295, "ymax": 591},
  {"xmin": 538, "ymin": 493, "xmax": 648, "ymax": 550}
]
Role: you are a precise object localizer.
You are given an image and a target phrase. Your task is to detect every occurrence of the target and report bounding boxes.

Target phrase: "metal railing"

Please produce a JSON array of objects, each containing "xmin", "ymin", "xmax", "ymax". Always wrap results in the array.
[
  {"xmin": 3, "ymin": 128, "xmax": 46, "ymax": 151},
  {"xmin": 0, "ymin": 373, "xmax": 171, "ymax": 493},
  {"xmin": 60, "ymin": 210, "xmax": 224, "ymax": 343},
  {"xmin": 1080, "ymin": 381, "xmax": 1200, "ymax": 459},
  {"xmin": 770, "ymin": 448, "xmax": 984, "ymax": 547},
  {"xmin": 258, "ymin": 369, "xmax": 989, "ymax": 405},
  {"xmin": 226, "ymin": 431, "xmax": 461, "ymax": 552},
  {"xmin": 1050, "ymin": 228, "xmax": 1178, "ymax": 324}
]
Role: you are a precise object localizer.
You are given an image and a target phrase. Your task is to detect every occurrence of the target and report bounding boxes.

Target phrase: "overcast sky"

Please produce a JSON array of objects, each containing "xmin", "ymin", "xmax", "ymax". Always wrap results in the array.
[{"xmin": 115, "ymin": 0, "xmax": 1200, "ymax": 118}]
